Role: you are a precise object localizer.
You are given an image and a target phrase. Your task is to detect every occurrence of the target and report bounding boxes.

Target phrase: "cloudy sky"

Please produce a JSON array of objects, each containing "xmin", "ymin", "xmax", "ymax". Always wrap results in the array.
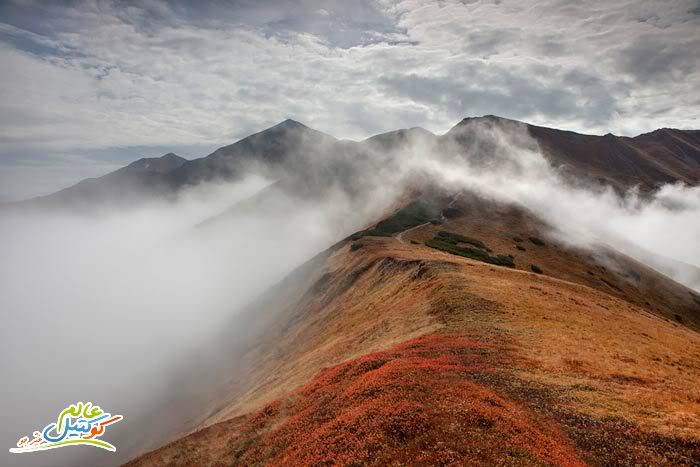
[{"xmin": 1, "ymin": 0, "xmax": 699, "ymax": 201}]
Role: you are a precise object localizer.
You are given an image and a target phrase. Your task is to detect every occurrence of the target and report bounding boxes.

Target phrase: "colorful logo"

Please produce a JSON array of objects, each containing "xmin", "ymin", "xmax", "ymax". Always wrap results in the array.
[{"xmin": 10, "ymin": 402, "xmax": 123, "ymax": 454}]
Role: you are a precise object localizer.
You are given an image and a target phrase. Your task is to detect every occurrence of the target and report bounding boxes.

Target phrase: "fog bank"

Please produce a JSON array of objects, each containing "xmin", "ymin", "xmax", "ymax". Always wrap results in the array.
[
  {"xmin": 411, "ymin": 120, "xmax": 700, "ymax": 290},
  {"xmin": 2, "ymin": 120, "xmax": 699, "ymax": 466},
  {"xmin": 0, "ymin": 174, "xmax": 397, "ymax": 466}
]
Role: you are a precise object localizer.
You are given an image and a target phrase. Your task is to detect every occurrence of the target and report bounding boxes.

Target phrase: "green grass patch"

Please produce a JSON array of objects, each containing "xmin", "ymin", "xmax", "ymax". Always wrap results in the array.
[
  {"xmin": 435, "ymin": 230, "xmax": 490, "ymax": 250},
  {"xmin": 623, "ymin": 270, "xmax": 641, "ymax": 282},
  {"xmin": 363, "ymin": 199, "xmax": 442, "ymax": 237},
  {"xmin": 528, "ymin": 236, "xmax": 546, "ymax": 246},
  {"xmin": 345, "ymin": 231, "xmax": 364, "ymax": 241},
  {"xmin": 425, "ymin": 231, "xmax": 515, "ymax": 267},
  {"xmin": 442, "ymin": 207, "xmax": 463, "ymax": 219}
]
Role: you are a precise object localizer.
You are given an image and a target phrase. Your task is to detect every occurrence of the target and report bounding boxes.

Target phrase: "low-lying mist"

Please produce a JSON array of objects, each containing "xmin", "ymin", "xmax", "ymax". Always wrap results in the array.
[
  {"xmin": 0, "ymin": 174, "xmax": 398, "ymax": 466},
  {"xmin": 2, "ymin": 119, "xmax": 699, "ymax": 466},
  {"xmin": 406, "ymin": 120, "xmax": 700, "ymax": 290}
]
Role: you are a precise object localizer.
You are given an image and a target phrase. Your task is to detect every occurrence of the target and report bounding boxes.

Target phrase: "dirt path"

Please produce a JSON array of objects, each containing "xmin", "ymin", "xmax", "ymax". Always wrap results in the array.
[
  {"xmin": 395, "ymin": 194, "xmax": 460, "ymax": 245},
  {"xmin": 395, "ymin": 222, "xmax": 430, "ymax": 244}
]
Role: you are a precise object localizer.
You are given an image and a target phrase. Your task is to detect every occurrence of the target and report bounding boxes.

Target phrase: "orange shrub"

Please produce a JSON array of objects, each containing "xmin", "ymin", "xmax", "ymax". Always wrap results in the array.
[{"xmin": 228, "ymin": 334, "xmax": 585, "ymax": 466}]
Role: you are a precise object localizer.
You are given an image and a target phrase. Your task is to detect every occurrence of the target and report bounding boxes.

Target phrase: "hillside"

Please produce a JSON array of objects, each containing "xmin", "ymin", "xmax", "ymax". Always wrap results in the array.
[
  {"xmin": 16, "ymin": 153, "xmax": 187, "ymax": 209},
  {"xmin": 528, "ymin": 124, "xmax": 700, "ymax": 191},
  {"xmin": 448, "ymin": 116, "xmax": 700, "ymax": 192},
  {"xmin": 9, "ymin": 116, "xmax": 698, "ymax": 465},
  {"xmin": 127, "ymin": 193, "xmax": 700, "ymax": 466}
]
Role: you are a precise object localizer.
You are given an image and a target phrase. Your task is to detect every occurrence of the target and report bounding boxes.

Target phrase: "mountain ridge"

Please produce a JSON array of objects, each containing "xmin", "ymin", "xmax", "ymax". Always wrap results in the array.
[
  {"xmin": 11, "ymin": 116, "xmax": 700, "ymax": 209},
  {"xmin": 21, "ymin": 115, "xmax": 695, "ymax": 465},
  {"xmin": 126, "ymin": 191, "xmax": 700, "ymax": 465}
]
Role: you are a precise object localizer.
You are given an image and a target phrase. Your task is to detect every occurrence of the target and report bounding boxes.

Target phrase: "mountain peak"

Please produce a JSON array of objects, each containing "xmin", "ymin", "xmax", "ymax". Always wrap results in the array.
[
  {"xmin": 444, "ymin": 115, "xmax": 523, "ymax": 135},
  {"xmin": 244, "ymin": 119, "xmax": 335, "ymax": 143},
  {"xmin": 161, "ymin": 152, "xmax": 185, "ymax": 160},
  {"xmin": 271, "ymin": 119, "xmax": 309, "ymax": 131},
  {"xmin": 456, "ymin": 115, "xmax": 520, "ymax": 125}
]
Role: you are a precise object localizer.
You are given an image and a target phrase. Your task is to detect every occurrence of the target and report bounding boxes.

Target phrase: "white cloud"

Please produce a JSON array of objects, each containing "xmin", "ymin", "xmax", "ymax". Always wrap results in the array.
[
  {"xmin": 0, "ymin": 163, "xmax": 403, "ymax": 465},
  {"xmin": 405, "ymin": 119, "xmax": 700, "ymax": 286},
  {"xmin": 0, "ymin": 0, "xmax": 699, "ymax": 199}
]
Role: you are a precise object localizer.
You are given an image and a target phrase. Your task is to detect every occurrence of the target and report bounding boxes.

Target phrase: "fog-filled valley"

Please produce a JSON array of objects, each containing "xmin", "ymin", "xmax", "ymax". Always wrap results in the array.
[
  {"xmin": 2, "ymin": 117, "xmax": 700, "ymax": 465},
  {"xmin": 4, "ymin": 0, "xmax": 700, "ymax": 464}
]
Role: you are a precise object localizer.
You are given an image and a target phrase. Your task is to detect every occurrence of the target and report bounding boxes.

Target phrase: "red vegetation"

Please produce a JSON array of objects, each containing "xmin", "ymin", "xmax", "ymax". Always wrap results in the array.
[{"xmin": 190, "ymin": 334, "xmax": 586, "ymax": 466}]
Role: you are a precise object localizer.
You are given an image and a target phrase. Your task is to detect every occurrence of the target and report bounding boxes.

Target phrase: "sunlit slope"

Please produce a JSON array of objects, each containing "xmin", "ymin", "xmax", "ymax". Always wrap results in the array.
[{"xmin": 128, "ymin": 195, "xmax": 700, "ymax": 466}]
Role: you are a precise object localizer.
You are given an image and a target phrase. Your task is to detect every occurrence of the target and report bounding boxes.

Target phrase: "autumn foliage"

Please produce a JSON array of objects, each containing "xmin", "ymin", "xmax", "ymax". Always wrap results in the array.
[{"xmin": 137, "ymin": 334, "xmax": 585, "ymax": 466}]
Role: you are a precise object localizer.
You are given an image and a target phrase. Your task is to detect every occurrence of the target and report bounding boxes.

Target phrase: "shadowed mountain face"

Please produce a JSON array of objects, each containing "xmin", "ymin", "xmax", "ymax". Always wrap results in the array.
[
  {"xmin": 167, "ymin": 119, "xmax": 339, "ymax": 188},
  {"xmin": 124, "ymin": 153, "xmax": 187, "ymax": 174},
  {"xmin": 16, "ymin": 116, "xmax": 700, "ymax": 210},
  {"xmin": 527, "ymin": 124, "xmax": 700, "ymax": 190},
  {"xmin": 17, "ymin": 153, "xmax": 188, "ymax": 209}
]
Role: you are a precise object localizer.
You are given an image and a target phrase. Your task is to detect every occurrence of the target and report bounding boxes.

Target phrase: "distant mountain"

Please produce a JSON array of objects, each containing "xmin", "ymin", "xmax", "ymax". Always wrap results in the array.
[
  {"xmin": 123, "ymin": 152, "xmax": 187, "ymax": 174},
  {"xmin": 363, "ymin": 126, "xmax": 437, "ymax": 150},
  {"xmin": 16, "ymin": 153, "xmax": 187, "ymax": 209},
  {"xmin": 528, "ymin": 124, "xmax": 700, "ymax": 190},
  {"xmin": 448, "ymin": 115, "xmax": 700, "ymax": 191},
  {"xmin": 167, "ymin": 119, "xmax": 339, "ymax": 188},
  {"xmin": 17, "ymin": 116, "xmax": 700, "ymax": 209}
]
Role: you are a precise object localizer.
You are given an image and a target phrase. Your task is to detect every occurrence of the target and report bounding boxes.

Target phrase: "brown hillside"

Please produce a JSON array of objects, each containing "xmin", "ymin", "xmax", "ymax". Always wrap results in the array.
[
  {"xmin": 528, "ymin": 125, "xmax": 700, "ymax": 190},
  {"xmin": 127, "ymin": 194, "xmax": 700, "ymax": 466}
]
